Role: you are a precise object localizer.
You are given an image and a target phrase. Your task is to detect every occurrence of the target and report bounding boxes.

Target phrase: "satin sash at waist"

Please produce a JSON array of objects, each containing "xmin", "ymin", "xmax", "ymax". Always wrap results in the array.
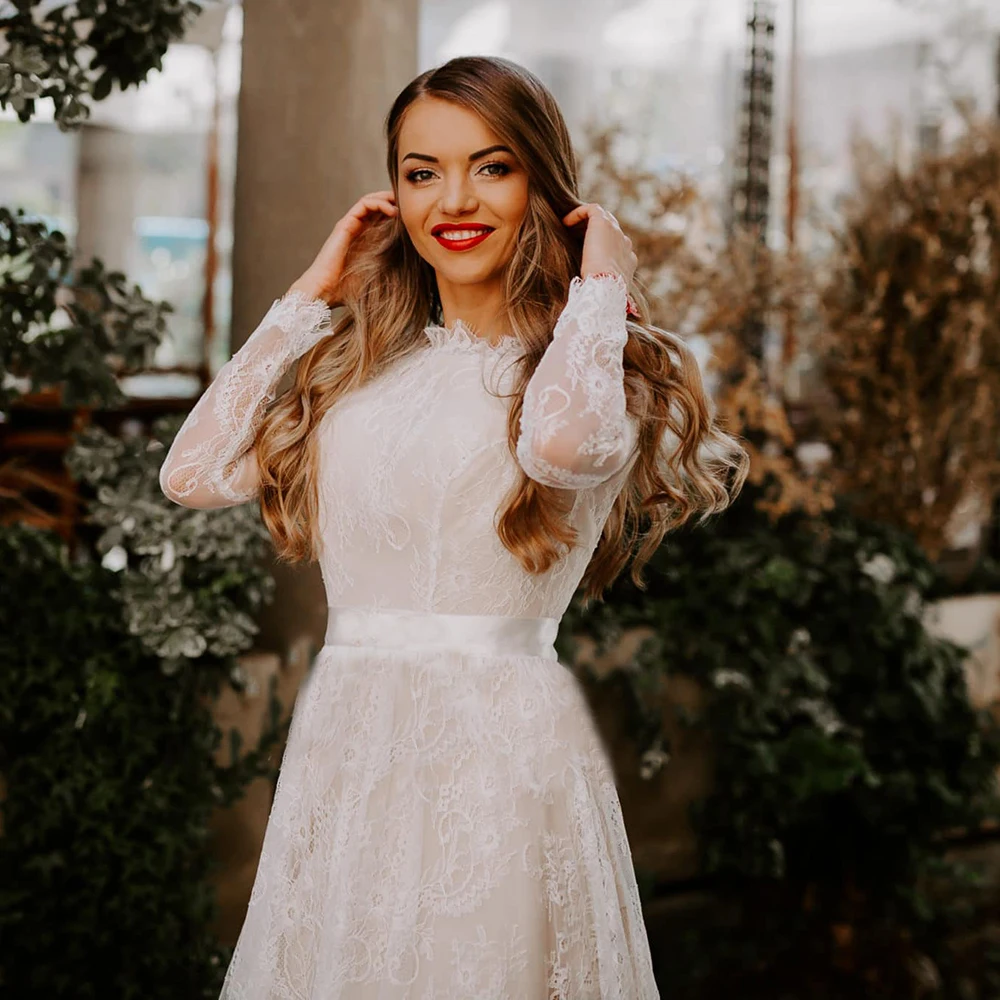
[{"xmin": 323, "ymin": 605, "xmax": 560, "ymax": 661}]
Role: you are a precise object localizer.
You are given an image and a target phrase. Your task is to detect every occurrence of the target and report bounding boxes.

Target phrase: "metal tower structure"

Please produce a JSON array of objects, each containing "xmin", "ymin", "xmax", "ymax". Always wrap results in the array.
[
  {"xmin": 730, "ymin": 0, "xmax": 776, "ymax": 239},
  {"xmin": 729, "ymin": 0, "xmax": 777, "ymax": 364}
]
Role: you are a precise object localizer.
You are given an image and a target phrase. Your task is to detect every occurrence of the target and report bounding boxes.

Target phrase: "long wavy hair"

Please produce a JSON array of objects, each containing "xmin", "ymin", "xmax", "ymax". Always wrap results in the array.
[{"xmin": 256, "ymin": 56, "xmax": 748, "ymax": 604}]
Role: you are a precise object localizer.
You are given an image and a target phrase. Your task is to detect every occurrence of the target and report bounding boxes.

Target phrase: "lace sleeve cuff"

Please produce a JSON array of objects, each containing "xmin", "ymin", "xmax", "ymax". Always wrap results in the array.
[{"xmin": 158, "ymin": 290, "xmax": 333, "ymax": 507}]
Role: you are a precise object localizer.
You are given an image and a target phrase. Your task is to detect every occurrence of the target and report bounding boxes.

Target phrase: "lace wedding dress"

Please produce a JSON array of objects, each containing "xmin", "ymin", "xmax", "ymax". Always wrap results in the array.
[{"xmin": 160, "ymin": 273, "xmax": 660, "ymax": 999}]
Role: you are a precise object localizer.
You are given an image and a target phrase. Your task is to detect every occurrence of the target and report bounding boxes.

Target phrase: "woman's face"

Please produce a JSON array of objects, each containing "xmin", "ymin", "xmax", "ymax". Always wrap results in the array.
[{"xmin": 395, "ymin": 97, "xmax": 530, "ymax": 287}]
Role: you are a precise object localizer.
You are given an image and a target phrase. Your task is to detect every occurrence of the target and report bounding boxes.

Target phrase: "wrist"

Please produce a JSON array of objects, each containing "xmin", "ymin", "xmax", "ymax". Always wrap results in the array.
[{"xmin": 288, "ymin": 270, "xmax": 337, "ymax": 307}]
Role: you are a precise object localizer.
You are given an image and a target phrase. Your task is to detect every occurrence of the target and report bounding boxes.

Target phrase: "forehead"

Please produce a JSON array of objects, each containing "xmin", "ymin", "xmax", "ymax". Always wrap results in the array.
[{"xmin": 397, "ymin": 97, "xmax": 505, "ymax": 161}]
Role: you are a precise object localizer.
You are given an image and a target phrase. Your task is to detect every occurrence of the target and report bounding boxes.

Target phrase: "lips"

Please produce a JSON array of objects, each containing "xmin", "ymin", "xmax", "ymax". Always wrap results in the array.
[{"xmin": 431, "ymin": 224, "xmax": 495, "ymax": 252}]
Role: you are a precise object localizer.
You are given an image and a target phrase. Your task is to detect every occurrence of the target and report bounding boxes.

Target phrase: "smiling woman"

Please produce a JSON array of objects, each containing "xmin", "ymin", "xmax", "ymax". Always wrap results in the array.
[
  {"xmin": 158, "ymin": 54, "xmax": 747, "ymax": 1000},
  {"xmin": 395, "ymin": 101, "xmax": 529, "ymax": 343}
]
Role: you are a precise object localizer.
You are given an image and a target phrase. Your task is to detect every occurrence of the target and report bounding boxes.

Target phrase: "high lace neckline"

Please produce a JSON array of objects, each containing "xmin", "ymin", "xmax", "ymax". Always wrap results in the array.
[{"xmin": 423, "ymin": 317, "xmax": 521, "ymax": 354}]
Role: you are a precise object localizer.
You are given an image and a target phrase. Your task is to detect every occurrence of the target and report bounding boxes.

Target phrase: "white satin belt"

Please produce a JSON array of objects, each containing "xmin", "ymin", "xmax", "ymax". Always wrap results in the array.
[{"xmin": 324, "ymin": 605, "xmax": 560, "ymax": 660}]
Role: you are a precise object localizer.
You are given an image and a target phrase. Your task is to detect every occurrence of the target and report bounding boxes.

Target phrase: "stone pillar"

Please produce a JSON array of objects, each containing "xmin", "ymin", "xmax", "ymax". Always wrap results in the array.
[
  {"xmin": 208, "ymin": 0, "xmax": 418, "ymax": 945},
  {"xmin": 231, "ymin": 0, "xmax": 420, "ymax": 660},
  {"xmin": 232, "ymin": 0, "xmax": 419, "ymax": 346},
  {"xmin": 74, "ymin": 125, "xmax": 142, "ymax": 273}
]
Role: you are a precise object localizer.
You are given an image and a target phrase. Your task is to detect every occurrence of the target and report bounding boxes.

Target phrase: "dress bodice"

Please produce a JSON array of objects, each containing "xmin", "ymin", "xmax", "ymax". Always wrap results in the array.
[
  {"xmin": 159, "ymin": 274, "xmax": 640, "ymax": 621},
  {"xmin": 312, "ymin": 318, "xmax": 633, "ymax": 618}
]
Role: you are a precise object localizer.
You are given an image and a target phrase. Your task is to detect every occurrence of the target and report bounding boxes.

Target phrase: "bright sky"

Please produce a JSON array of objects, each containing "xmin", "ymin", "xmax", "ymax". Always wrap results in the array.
[{"xmin": 436, "ymin": 0, "xmax": 1000, "ymax": 67}]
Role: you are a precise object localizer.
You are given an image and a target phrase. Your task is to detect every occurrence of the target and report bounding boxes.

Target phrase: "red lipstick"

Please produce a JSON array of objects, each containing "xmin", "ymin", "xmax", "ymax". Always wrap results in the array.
[{"xmin": 431, "ymin": 224, "xmax": 495, "ymax": 252}]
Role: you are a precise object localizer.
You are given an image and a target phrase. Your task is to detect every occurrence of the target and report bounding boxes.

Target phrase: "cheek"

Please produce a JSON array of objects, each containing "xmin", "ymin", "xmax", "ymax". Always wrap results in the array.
[
  {"xmin": 503, "ymin": 182, "xmax": 529, "ymax": 228},
  {"xmin": 397, "ymin": 186, "xmax": 429, "ymax": 225},
  {"xmin": 397, "ymin": 201, "xmax": 425, "ymax": 244}
]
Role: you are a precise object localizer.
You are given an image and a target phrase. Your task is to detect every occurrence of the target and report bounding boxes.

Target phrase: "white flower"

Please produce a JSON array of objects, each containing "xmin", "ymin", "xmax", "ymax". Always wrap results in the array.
[
  {"xmin": 0, "ymin": 250, "xmax": 33, "ymax": 282},
  {"xmin": 160, "ymin": 540, "xmax": 175, "ymax": 572},
  {"xmin": 902, "ymin": 588, "xmax": 922, "ymax": 618},
  {"xmin": 101, "ymin": 545, "xmax": 128, "ymax": 572},
  {"xmin": 7, "ymin": 307, "xmax": 66, "ymax": 346},
  {"xmin": 49, "ymin": 306, "xmax": 73, "ymax": 330},
  {"xmin": 796, "ymin": 698, "xmax": 844, "ymax": 736},
  {"xmin": 22, "ymin": 320, "xmax": 49, "ymax": 343},
  {"xmin": 788, "ymin": 628, "xmax": 811, "ymax": 653},
  {"xmin": 712, "ymin": 668, "xmax": 753, "ymax": 690},
  {"xmin": 860, "ymin": 552, "xmax": 896, "ymax": 585},
  {"xmin": 639, "ymin": 741, "xmax": 671, "ymax": 780},
  {"xmin": 2, "ymin": 372, "xmax": 31, "ymax": 394},
  {"xmin": 795, "ymin": 441, "xmax": 832, "ymax": 475}
]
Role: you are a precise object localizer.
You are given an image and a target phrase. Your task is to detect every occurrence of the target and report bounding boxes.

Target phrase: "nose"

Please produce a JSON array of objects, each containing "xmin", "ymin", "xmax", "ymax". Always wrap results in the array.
[{"xmin": 437, "ymin": 171, "xmax": 478, "ymax": 217}]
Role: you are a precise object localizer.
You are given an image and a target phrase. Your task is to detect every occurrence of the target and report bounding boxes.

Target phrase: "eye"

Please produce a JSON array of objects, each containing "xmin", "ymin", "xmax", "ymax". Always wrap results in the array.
[
  {"xmin": 405, "ymin": 168, "xmax": 435, "ymax": 184},
  {"xmin": 479, "ymin": 161, "xmax": 511, "ymax": 178}
]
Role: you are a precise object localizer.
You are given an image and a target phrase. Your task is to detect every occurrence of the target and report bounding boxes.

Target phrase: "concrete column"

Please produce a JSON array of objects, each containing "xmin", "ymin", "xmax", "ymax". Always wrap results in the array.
[
  {"xmin": 232, "ymin": 0, "xmax": 419, "ymax": 347},
  {"xmin": 74, "ymin": 125, "xmax": 142, "ymax": 273},
  {"xmin": 231, "ymin": 0, "xmax": 419, "ymax": 662}
]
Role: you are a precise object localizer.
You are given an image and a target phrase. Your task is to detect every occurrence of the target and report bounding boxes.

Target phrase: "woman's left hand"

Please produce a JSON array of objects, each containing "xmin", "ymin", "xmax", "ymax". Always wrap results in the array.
[{"xmin": 563, "ymin": 203, "xmax": 638, "ymax": 285}]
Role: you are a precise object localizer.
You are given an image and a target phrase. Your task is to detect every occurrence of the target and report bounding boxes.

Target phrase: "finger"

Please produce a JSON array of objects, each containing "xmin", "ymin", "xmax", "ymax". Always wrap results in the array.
[
  {"xmin": 562, "ymin": 203, "xmax": 597, "ymax": 227},
  {"xmin": 355, "ymin": 198, "xmax": 398, "ymax": 218},
  {"xmin": 359, "ymin": 194, "xmax": 397, "ymax": 210},
  {"xmin": 353, "ymin": 192, "xmax": 396, "ymax": 211}
]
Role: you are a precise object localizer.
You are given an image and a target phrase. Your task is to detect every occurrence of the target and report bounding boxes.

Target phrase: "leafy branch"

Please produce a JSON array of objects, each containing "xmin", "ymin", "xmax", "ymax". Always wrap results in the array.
[{"xmin": 0, "ymin": 0, "xmax": 206, "ymax": 129}]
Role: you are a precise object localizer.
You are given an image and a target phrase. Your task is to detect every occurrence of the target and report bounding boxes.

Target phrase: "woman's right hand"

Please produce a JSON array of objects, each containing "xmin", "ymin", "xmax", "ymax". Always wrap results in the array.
[{"xmin": 288, "ymin": 190, "xmax": 398, "ymax": 306}]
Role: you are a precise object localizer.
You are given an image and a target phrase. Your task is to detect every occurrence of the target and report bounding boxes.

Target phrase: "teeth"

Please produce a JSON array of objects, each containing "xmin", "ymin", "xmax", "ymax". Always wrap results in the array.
[{"xmin": 438, "ymin": 229, "xmax": 491, "ymax": 240}]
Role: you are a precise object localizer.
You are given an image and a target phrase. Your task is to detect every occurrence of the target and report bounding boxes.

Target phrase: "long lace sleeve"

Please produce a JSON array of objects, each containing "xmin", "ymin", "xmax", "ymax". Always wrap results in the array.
[
  {"xmin": 159, "ymin": 291, "xmax": 333, "ymax": 509},
  {"xmin": 516, "ymin": 272, "xmax": 638, "ymax": 490}
]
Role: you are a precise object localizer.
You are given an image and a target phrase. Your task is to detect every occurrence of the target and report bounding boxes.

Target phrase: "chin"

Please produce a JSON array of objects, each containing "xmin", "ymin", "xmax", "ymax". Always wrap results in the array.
[
  {"xmin": 432, "ymin": 254, "xmax": 509, "ymax": 284},
  {"xmin": 438, "ymin": 264, "xmax": 501, "ymax": 285}
]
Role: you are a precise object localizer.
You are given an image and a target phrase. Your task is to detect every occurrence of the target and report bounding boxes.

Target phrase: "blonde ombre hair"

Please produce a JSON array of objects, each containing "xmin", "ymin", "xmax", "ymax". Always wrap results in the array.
[{"xmin": 256, "ymin": 56, "xmax": 748, "ymax": 604}]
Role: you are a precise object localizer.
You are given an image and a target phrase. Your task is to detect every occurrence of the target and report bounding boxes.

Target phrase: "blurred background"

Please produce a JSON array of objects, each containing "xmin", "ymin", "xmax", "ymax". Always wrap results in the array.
[{"xmin": 3, "ymin": 1, "xmax": 1000, "ymax": 997}]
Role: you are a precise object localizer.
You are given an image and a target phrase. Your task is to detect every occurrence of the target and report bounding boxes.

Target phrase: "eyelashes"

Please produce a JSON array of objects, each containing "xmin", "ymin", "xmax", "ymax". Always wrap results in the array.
[{"xmin": 404, "ymin": 162, "xmax": 512, "ymax": 184}]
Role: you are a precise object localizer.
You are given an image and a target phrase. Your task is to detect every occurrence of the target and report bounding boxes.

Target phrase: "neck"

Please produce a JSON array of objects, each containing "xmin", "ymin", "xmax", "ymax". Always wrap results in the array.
[{"xmin": 435, "ymin": 273, "xmax": 507, "ymax": 345}]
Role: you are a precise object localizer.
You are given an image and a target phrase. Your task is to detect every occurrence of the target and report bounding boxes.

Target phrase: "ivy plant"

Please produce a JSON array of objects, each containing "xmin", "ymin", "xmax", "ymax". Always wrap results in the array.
[
  {"xmin": 0, "ymin": 0, "xmax": 206, "ymax": 128},
  {"xmin": 0, "ymin": 207, "xmax": 168, "ymax": 410},
  {"xmin": 562, "ymin": 491, "xmax": 1000, "ymax": 996},
  {"xmin": 0, "ymin": 416, "xmax": 284, "ymax": 997}
]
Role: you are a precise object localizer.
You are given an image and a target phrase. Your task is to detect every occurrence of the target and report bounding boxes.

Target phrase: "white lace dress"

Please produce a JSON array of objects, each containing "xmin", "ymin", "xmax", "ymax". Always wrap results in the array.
[{"xmin": 160, "ymin": 273, "xmax": 660, "ymax": 999}]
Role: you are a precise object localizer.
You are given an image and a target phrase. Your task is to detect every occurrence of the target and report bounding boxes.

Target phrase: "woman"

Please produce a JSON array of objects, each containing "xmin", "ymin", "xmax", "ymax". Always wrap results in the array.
[{"xmin": 161, "ymin": 55, "xmax": 746, "ymax": 1000}]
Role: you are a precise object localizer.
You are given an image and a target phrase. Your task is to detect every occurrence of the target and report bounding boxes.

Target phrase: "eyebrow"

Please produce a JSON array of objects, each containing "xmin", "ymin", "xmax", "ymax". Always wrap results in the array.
[{"xmin": 401, "ymin": 144, "xmax": 514, "ymax": 165}]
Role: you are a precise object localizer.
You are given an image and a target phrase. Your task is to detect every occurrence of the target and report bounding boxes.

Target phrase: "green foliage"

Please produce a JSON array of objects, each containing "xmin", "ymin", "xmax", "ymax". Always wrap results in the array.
[
  {"xmin": 66, "ymin": 417, "xmax": 275, "ymax": 671},
  {"xmin": 563, "ymin": 491, "xmax": 1000, "ymax": 995},
  {"xmin": 0, "ymin": 0, "xmax": 206, "ymax": 128},
  {"xmin": 0, "ymin": 421, "xmax": 284, "ymax": 998},
  {"xmin": 0, "ymin": 208, "xmax": 168, "ymax": 410}
]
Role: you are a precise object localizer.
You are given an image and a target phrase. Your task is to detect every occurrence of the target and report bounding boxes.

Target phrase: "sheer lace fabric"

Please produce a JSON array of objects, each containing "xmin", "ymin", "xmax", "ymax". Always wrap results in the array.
[
  {"xmin": 225, "ymin": 643, "xmax": 656, "ymax": 1000},
  {"xmin": 159, "ymin": 292, "xmax": 333, "ymax": 507},
  {"xmin": 161, "ymin": 275, "xmax": 659, "ymax": 998},
  {"xmin": 516, "ymin": 273, "xmax": 638, "ymax": 490}
]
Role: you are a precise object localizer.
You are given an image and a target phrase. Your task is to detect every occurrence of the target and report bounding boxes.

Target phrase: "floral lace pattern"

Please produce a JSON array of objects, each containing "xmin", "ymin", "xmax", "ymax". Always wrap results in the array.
[
  {"xmin": 222, "ymin": 646, "xmax": 658, "ymax": 999},
  {"xmin": 517, "ymin": 273, "xmax": 638, "ymax": 490},
  {"xmin": 159, "ymin": 291, "xmax": 332, "ymax": 506},
  {"xmin": 160, "ymin": 277, "xmax": 658, "ymax": 998}
]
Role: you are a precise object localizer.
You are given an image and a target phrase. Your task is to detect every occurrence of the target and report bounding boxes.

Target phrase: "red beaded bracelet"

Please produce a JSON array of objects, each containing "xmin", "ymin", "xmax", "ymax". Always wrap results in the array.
[{"xmin": 586, "ymin": 271, "xmax": 640, "ymax": 318}]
